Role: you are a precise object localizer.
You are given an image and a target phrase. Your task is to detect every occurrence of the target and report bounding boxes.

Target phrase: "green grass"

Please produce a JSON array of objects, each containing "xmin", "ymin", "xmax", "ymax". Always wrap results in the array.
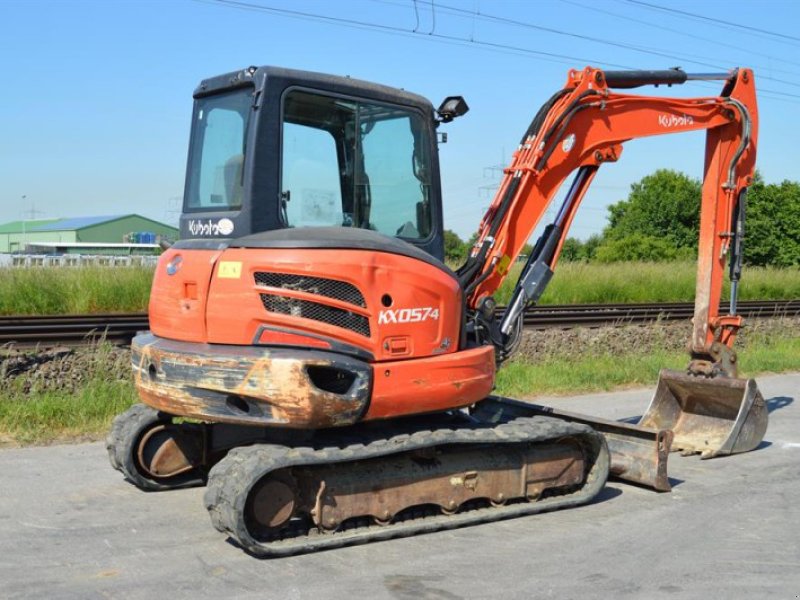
[
  {"xmin": 0, "ymin": 266, "xmax": 153, "ymax": 315},
  {"xmin": 0, "ymin": 343, "xmax": 136, "ymax": 445},
  {"xmin": 495, "ymin": 261, "xmax": 800, "ymax": 305},
  {"xmin": 495, "ymin": 334, "xmax": 800, "ymax": 397},
  {"xmin": 0, "ymin": 379, "xmax": 136, "ymax": 446},
  {"xmin": 1, "ymin": 261, "xmax": 799, "ymax": 315}
]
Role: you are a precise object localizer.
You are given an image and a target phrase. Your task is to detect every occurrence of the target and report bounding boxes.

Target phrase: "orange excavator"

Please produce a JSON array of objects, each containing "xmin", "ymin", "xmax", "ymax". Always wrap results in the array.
[{"xmin": 108, "ymin": 65, "xmax": 767, "ymax": 556}]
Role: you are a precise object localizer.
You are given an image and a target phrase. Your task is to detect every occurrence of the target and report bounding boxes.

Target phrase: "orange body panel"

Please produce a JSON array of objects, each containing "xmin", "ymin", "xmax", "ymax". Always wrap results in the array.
[
  {"xmin": 131, "ymin": 333, "xmax": 495, "ymax": 427},
  {"xmin": 204, "ymin": 247, "xmax": 462, "ymax": 361},
  {"xmin": 148, "ymin": 247, "xmax": 221, "ymax": 343},
  {"xmin": 148, "ymin": 246, "xmax": 463, "ymax": 363},
  {"xmin": 366, "ymin": 345, "xmax": 496, "ymax": 420}
]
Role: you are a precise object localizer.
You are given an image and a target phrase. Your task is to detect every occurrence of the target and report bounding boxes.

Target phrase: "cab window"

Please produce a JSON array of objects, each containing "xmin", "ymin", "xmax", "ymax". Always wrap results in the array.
[{"xmin": 281, "ymin": 90, "xmax": 432, "ymax": 239}]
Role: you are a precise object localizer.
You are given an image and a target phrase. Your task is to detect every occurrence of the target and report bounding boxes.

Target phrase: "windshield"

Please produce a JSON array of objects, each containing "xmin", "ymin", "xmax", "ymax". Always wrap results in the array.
[
  {"xmin": 281, "ymin": 90, "xmax": 432, "ymax": 239},
  {"xmin": 185, "ymin": 88, "xmax": 252, "ymax": 211}
]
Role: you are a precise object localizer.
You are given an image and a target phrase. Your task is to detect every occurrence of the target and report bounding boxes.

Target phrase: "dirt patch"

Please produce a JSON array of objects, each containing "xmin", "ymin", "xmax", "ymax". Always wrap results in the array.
[
  {"xmin": 1, "ymin": 345, "xmax": 131, "ymax": 395},
  {"xmin": 2, "ymin": 316, "xmax": 798, "ymax": 395},
  {"xmin": 515, "ymin": 316, "xmax": 800, "ymax": 363}
]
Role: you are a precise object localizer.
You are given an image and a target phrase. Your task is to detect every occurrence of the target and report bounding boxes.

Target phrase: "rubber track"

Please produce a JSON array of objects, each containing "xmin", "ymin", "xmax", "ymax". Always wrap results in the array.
[
  {"xmin": 204, "ymin": 414, "xmax": 609, "ymax": 557},
  {"xmin": 107, "ymin": 404, "xmax": 159, "ymax": 478},
  {"xmin": 106, "ymin": 404, "xmax": 205, "ymax": 491}
]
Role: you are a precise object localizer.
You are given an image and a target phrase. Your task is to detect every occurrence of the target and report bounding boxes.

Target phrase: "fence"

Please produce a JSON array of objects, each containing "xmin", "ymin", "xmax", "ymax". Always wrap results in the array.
[{"xmin": 0, "ymin": 254, "xmax": 159, "ymax": 268}]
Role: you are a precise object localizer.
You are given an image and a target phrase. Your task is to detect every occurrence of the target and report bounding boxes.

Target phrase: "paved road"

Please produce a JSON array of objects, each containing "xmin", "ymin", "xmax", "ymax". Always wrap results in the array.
[{"xmin": 1, "ymin": 374, "xmax": 799, "ymax": 600}]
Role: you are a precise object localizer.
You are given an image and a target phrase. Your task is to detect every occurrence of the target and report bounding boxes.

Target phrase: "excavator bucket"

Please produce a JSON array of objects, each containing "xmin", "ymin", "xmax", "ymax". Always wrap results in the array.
[{"xmin": 638, "ymin": 369, "xmax": 768, "ymax": 459}]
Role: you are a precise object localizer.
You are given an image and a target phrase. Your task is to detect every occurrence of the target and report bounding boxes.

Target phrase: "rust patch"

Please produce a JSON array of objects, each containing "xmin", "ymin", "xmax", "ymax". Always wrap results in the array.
[
  {"xmin": 289, "ymin": 442, "xmax": 584, "ymax": 529},
  {"xmin": 132, "ymin": 333, "xmax": 370, "ymax": 429}
]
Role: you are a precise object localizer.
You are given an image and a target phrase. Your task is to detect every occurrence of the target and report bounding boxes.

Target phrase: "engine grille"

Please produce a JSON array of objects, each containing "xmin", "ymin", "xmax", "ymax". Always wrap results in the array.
[
  {"xmin": 259, "ymin": 294, "xmax": 371, "ymax": 338},
  {"xmin": 254, "ymin": 272, "xmax": 366, "ymax": 308}
]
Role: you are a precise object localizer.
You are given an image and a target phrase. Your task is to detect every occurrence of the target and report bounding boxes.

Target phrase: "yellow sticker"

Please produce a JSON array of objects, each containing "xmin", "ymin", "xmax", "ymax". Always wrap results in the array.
[
  {"xmin": 496, "ymin": 254, "xmax": 512, "ymax": 276},
  {"xmin": 217, "ymin": 261, "xmax": 242, "ymax": 279}
]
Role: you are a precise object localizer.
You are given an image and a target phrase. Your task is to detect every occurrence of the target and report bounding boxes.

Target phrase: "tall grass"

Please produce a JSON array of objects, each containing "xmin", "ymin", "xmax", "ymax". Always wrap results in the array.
[
  {"xmin": 495, "ymin": 261, "xmax": 800, "ymax": 305},
  {"xmin": 0, "ymin": 261, "xmax": 798, "ymax": 316},
  {"xmin": 0, "ymin": 266, "xmax": 153, "ymax": 315}
]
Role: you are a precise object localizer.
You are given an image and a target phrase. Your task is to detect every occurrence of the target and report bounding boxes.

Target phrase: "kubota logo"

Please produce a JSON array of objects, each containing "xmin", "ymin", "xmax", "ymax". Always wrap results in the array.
[
  {"xmin": 378, "ymin": 307, "xmax": 440, "ymax": 325},
  {"xmin": 658, "ymin": 114, "xmax": 694, "ymax": 128},
  {"xmin": 188, "ymin": 218, "xmax": 235, "ymax": 236}
]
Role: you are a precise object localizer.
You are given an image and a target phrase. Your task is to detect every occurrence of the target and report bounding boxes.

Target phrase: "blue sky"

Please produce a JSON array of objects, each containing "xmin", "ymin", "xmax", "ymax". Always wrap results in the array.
[{"xmin": 2, "ymin": 0, "xmax": 799, "ymax": 240}]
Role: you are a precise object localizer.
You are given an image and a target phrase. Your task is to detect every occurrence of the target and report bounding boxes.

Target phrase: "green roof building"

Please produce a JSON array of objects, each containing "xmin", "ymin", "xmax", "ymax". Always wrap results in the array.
[{"xmin": 0, "ymin": 214, "xmax": 179, "ymax": 253}]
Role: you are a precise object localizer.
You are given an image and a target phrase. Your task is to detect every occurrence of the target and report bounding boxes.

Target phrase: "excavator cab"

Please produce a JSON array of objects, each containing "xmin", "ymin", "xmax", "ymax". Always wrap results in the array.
[{"xmin": 180, "ymin": 65, "xmax": 454, "ymax": 260}]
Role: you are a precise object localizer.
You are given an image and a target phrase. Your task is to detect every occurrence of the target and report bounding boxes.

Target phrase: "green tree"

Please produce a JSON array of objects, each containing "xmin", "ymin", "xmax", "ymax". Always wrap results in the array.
[
  {"xmin": 559, "ymin": 238, "xmax": 584, "ymax": 261},
  {"xmin": 581, "ymin": 234, "xmax": 603, "ymax": 260},
  {"xmin": 443, "ymin": 229, "xmax": 468, "ymax": 264},
  {"xmin": 605, "ymin": 169, "xmax": 701, "ymax": 251},
  {"xmin": 592, "ymin": 168, "xmax": 799, "ymax": 266},
  {"xmin": 594, "ymin": 233, "xmax": 693, "ymax": 263},
  {"xmin": 521, "ymin": 242, "xmax": 534, "ymax": 258},
  {"xmin": 746, "ymin": 178, "xmax": 800, "ymax": 266},
  {"xmin": 558, "ymin": 235, "xmax": 603, "ymax": 261}
]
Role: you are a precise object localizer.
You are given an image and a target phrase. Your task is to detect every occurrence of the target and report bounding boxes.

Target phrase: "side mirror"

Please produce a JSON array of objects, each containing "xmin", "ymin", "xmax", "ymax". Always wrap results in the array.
[{"xmin": 436, "ymin": 96, "xmax": 469, "ymax": 123}]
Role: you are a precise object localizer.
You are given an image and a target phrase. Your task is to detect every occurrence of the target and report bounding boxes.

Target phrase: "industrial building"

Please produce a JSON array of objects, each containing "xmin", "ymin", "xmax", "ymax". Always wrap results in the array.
[{"xmin": 0, "ymin": 214, "xmax": 178, "ymax": 254}]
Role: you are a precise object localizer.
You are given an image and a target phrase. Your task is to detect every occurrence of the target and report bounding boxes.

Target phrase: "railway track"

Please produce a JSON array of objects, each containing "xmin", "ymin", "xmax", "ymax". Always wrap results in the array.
[
  {"xmin": 517, "ymin": 299, "xmax": 800, "ymax": 328},
  {"xmin": 0, "ymin": 313, "xmax": 149, "ymax": 347},
  {"xmin": 1, "ymin": 300, "xmax": 798, "ymax": 347}
]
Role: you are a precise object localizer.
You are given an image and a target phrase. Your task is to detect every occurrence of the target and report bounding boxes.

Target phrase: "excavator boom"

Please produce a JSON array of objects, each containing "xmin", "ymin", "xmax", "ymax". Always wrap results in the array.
[
  {"xmin": 459, "ymin": 66, "xmax": 764, "ymax": 457},
  {"xmin": 463, "ymin": 68, "xmax": 756, "ymax": 353}
]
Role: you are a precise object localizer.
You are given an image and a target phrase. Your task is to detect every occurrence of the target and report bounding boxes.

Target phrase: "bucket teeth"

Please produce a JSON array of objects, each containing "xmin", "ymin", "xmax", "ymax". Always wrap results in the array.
[{"xmin": 638, "ymin": 369, "xmax": 768, "ymax": 459}]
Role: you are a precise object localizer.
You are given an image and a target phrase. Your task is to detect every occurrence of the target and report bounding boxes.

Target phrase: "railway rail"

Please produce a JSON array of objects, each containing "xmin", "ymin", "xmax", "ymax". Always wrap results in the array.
[
  {"xmin": 0, "ymin": 300, "xmax": 798, "ymax": 347},
  {"xmin": 0, "ymin": 313, "xmax": 149, "ymax": 347}
]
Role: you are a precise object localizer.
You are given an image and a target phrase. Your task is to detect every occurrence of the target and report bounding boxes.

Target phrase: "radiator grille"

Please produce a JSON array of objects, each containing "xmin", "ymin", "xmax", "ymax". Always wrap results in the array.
[
  {"xmin": 259, "ymin": 294, "xmax": 371, "ymax": 338},
  {"xmin": 254, "ymin": 272, "xmax": 366, "ymax": 308}
]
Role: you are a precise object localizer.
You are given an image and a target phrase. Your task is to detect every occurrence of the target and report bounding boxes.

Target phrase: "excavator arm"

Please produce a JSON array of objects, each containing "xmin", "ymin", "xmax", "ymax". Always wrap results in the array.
[{"xmin": 459, "ymin": 66, "xmax": 758, "ymax": 374}]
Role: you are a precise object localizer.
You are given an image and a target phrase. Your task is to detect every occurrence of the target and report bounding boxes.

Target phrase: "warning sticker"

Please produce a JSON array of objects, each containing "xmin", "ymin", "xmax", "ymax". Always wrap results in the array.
[
  {"xmin": 217, "ymin": 261, "xmax": 242, "ymax": 279},
  {"xmin": 496, "ymin": 254, "xmax": 512, "ymax": 276}
]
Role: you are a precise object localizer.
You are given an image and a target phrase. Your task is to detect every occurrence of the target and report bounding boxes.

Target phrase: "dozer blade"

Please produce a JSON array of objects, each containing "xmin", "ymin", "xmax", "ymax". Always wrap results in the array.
[
  {"xmin": 638, "ymin": 369, "xmax": 768, "ymax": 459},
  {"xmin": 474, "ymin": 396, "xmax": 673, "ymax": 492}
]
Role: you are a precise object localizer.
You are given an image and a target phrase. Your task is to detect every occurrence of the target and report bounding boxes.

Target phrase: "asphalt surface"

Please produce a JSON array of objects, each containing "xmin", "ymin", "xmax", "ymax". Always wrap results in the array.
[{"xmin": 1, "ymin": 373, "xmax": 798, "ymax": 600}]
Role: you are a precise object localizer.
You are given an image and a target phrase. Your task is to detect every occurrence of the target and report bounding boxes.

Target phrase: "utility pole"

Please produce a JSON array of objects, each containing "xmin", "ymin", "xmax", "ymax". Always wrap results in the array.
[
  {"xmin": 165, "ymin": 195, "xmax": 182, "ymax": 226},
  {"xmin": 20, "ymin": 196, "xmax": 45, "ymax": 253},
  {"xmin": 21, "ymin": 195, "xmax": 26, "ymax": 252}
]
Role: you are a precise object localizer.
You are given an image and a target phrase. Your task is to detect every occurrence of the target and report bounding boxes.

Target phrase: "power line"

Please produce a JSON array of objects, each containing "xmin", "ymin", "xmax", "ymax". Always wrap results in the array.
[
  {"xmin": 622, "ymin": 0, "xmax": 800, "ymax": 46},
  {"xmin": 558, "ymin": 0, "xmax": 800, "ymax": 74},
  {"xmin": 196, "ymin": 0, "xmax": 800, "ymax": 104},
  {"xmin": 395, "ymin": 0, "xmax": 722, "ymax": 69},
  {"xmin": 369, "ymin": 0, "xmax": 800, "ymax": 100},
  {"xmin": 196, "ymin": 0, "xmax": 635, "ymax": 69},
  {"xmin": 382, "ymin": 0, "xmax": 800, "ymax": 91}
]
